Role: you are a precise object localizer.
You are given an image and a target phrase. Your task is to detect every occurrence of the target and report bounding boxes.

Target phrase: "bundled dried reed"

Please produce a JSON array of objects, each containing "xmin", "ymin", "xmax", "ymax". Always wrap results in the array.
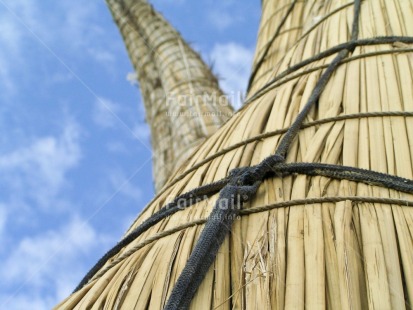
[
  {"xmin": 107, "ymin": 0, "xmax": 233, "ymax": 192},
  {"xmin": 57, "ymin": 0, "xmax": 413, "ymax": 309}
]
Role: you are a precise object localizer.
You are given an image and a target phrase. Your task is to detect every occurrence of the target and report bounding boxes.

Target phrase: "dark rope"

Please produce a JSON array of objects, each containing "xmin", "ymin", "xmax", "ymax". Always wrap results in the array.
[
  {"xmin": 73, "ymin": 178, "xmax": 227, "ymax": 292},
  {"xmin": 253, "ymin": 47, "xmax": 413, "ymax": 98},
  {"xmin": 241, "ymin": 196, "xmax": 413, "ymax": 215},
  {"xmin": 74, "ymin": 159, "xmax": 413, "ymax": 293},
  {"xmin": 73, "ymin": 1, "xmax": 413, "ymax": 308},
  {"xmin": 295, "ymin": 2, "xmax": 355, "ymax": 45},
  {"xmin": 131, "ymin": 110, "xmax": 413, "ymax": 221},
  {"xmin": 87, "ymin": 194, "xmax": 413, "ymax": 282},
  {"xmin": 164, "ymin": 176, "xmax": 261, "ymax": 309},
  {"xmin": 165, "ymin": 2, "xmax": 363, "ymax": 309},
  {"xmin": 245, "ymin": 36, "xmax": 413, "ymax": 106},
  {"xmin": 73, "ymin": 156, "xmax": 413, "ymax": 293},
  {"xmin": 272, "ymin": 162, "xmax": 413, "ymax": 193},
  {"xmin": 276, "ymin": 49, "xmax": 350, "ymax": 158},
  {"xmin": 138, "ymin": 36, "xmax": 413, "ymax": 223},
  {"xmin": 247, "ymin": 0, "xmax": 298, "ymax": 91},
  {"xmin": 271, "ymin": 0, "xmax": 360, "ymax": 159}
]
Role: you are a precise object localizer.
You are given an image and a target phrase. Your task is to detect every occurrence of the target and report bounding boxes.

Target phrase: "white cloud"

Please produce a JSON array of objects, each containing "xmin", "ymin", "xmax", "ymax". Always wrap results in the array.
[
  {"xmin": 54, "ymin": 2, "xmax": 101, "ymax": 49},
  {"xmin": 53, "ymin": 1, "xmax": 118, "ymax": 70},
  {"xmin": 133, "ymin": 122, "xmax": 151, "ymax": 142},
  {"xmin": 106, "ymin": 141, "xmax": 128, "ymax": 154},
  {"xmin": 109, "ymin": 170, "xmax": 143, "ymax": 202},
  {"xmin": 0, "ymin": 0, "xmax": 49, "ymax": 95},
  {"xmin": 0, "ymin": 216, "xmax": 112, "ymax": 309},
  {"xmin": 0, "ymin": 13, "xmax": 23, "ymax": 93},
  {"xmin": 48, "ymin": 72, "xmax": 74, "ymax": 84},
  {"xmin": 93, "ymin": 98, "xmax": 151, "ymax": 149},
  {"xmin": 210, "ymin": 42, "xmax": 254, "ymax": 109},
  {"xmin": 0, "ymin": 0, "xmax": 119, "ymax": 95},
  {"xmin": 151, "ymin": 0, "xmax": 186, "ymax": 6},
  {"xmin": 207, "ymin": 10, "xmax": 239, "ymax": 30},
  {"xmin": 93, "ymin": 97, "xmax": 122, "ymax": 128},
  {"xmin": 1, "ymin": 294, "xmax": 55, "ymax": 310},
  {"xmin": 0, "ymin": 121, "xmax": 82, "ymax": 211},
  {"xmin": 0, "ymin": 14, "xmax": 22, "ymax": 51},
  {"xmin": 126, "ymin": 72, "xmax": 138, "ymax": 86},
  {"xmin": 2, "ymin": 217, "xmax": 97, "ymax": 284},
  {"xmin": 206, "ymin": 0, "xmax": 244, "ymax": 30},
  {"xmin": 1, "ymin": 0, "xmax": 39, "ymax": 29},
  {"xmin": 0, "ymin": 206, "xmax": 7, "ymax": 236},
  {"xmin": 87, "ymin": 47, "xmax": 116, "ymax": 65}
]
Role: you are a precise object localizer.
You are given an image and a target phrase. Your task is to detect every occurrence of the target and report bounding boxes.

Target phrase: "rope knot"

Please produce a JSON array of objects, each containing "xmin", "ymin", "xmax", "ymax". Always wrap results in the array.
[
  {"xmin": 227, "ymin": 154, "xmax": 285, "ymax": 202},
  {"xmin": 228, "ymin": 166, "xmax": 257, "ymax": 186}
]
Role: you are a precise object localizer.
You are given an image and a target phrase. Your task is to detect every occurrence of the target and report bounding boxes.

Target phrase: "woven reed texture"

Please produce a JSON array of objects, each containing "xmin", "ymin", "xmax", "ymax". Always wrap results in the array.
[
  {"xmin": 57, "ymin": 0, "xmax": 413, "ymax": 309},
  {"xmin": 107, "ymin": 0, "xmax": 233, "ymax": 192}
]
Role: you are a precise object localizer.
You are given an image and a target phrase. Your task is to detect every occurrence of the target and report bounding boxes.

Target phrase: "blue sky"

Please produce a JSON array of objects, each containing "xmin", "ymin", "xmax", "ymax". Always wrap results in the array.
[{"xmin": 0, "ymin": 1, "xmax": 260, "ymax": 308}]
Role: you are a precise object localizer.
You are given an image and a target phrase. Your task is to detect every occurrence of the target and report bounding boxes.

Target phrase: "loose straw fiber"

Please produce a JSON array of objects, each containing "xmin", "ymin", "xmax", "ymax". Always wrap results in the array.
[{"xmin": 56, "ymin": 0, "xmax": 413, "ymax": 309}]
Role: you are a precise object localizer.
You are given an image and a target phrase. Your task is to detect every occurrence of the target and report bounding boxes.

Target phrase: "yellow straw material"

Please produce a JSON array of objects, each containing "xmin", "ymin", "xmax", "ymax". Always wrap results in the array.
[
  {"xmin": 107, "ymin": 0, "xmax": 233, "ymax": 192},
  {"xmin": 56, "ymin": 0, "xmax": 413, "ymax": 309}
]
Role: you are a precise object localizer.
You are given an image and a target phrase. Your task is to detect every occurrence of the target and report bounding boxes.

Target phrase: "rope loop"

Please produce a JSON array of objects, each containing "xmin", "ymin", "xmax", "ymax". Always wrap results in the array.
[{"xmin": 229, "ymin": 154, "xmax": 284, "ymax": 189}]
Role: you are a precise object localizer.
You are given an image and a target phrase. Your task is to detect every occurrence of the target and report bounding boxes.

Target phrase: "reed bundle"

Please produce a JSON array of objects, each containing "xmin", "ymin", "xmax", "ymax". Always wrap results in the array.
[
  {"xmin": 107, "ymin": 0, "xmax": 233, "ymax": 192},
  {"xmin": 57, "ymin": 0, "xmax": 413, "ymax": 309}
]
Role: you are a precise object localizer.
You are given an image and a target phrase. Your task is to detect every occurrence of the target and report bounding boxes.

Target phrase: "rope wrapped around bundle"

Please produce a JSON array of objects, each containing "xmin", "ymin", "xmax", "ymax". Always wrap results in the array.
[{"xmin": 72, "ymin": 1, "xmax": 413, "ymax": 309}]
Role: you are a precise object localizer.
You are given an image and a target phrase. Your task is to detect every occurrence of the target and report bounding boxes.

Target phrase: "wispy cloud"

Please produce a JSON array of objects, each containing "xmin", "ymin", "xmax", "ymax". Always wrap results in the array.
[
  {"xmin": 93, "ymin": 96, "xmax": 152, "ymax": 155},
  {"xmin": 2, "ymin": 217, "xmax": 96, "ymax": 285},
  {"xmin": 152, "ymin": 0, "xmax": 186, "ymax": 6},
  {"xmin": 133, "ymin": 122, "xmax": 151, "ymax": 143},
  {"xmin": 49, "ymin": 1, "xmax": 118, "ymax": 70},
  {"xmin": 206, "ymin": 0, "xmax": 256, "ymax": 31},
  {"xmin": 93, "ymin": 97, "xmax": 122, "ymax": 129},
  {"xmin": 207, "ymin": 9, "xmax": 241, "ymax": 30},
  {"xmin": 210, "ymin": 42, "xmax": 254, "ymax": 108},
  {"xmin": 0, "ymin": 120, "xmax": 82, "ymax": 212},
  {"xmin": 0, "ymin": 8, "xmax": 24, "ymax": 93},
  {"xmin": 87, "ymin": 47, "xmax": 116, "ymax": 66},
  {"xmin": 0, "ymin": 0, "xmax": 118, "ymax": 95},
  {"xmin": 109, "ymin": 169, "xmax": 143, "ymax": 202},
  {"xmin": 0, "ymin": 216, "xmax": 113, "ymax": 310},
  {"xmin": 0, "ymin": 1, "xmax": 258, "ymax": 308},
  {"xmin": 0, "ymin": 206, "xmax": 7, "ymax": 237}
]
